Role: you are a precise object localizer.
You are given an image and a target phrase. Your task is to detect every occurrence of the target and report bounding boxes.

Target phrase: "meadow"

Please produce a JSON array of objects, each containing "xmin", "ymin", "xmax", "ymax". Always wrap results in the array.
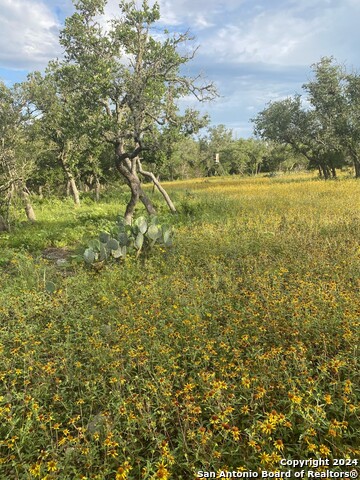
[{"xmin": 0, "ymin": 173, "xmax": 359, "ymax": 479}]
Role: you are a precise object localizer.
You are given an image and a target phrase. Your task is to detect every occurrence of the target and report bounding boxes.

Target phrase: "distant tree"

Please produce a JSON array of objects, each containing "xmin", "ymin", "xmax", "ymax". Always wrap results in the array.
[
  {"xmin": 141, "ymin": 117, "xmax": 208, "ymax": 181},
  {"xmin": 263, "ymin": 142, "xmax": 308, "ymax": 172},
  {"xmin": 58, "ymin": 0, "xmax": 216, "ymax": 222},
  {"xmin": 342, "ymin": 72, "xmax": 360, "ymax": 177},
  {"xmin": 199, "ymin": 125, "xmax": 233, "ymax": 175},
  {"xmin": 27, "ymin": 69, "xmax": 96, "ymax": 206},
  {"xmin": 252, "ymin": 95, "xmax": 338, "ymax": 179},
  {"xmin": 302, "ymin": 57, "xmax": 360, "ymax": 177},
  {"xmin": 253, "ymin": 57, "xmax": 360, "ymax": 178},
  {"xmin": 0, "ymin": 81, "xmax": 36, "ymax": 228}
]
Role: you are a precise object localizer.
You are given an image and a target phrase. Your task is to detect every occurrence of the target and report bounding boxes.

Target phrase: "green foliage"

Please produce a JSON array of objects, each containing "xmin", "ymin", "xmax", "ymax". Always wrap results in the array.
[
  {"xmin": 1, "ymin": 175, "xmax": 359, "ymax": 478},
  {"xmin": 253, "ymin": 57, "xmax": 360, "ymax": 178},
  {"xmin": 83, "ymin": 214, "xmax": 172, "ymax": 265}
]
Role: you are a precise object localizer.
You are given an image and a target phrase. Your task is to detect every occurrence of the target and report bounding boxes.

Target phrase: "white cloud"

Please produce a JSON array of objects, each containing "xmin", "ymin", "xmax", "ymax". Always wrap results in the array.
[
  {"xmin": 0, "ymin": 0, "xmax": 61, "ymax": 70},
  {"xmin": 1, "ymin": 0, "xmax": 360, "ymax": 138},
  {"xmin": 200, "ymin": 0, "xmax": 360, "ymax": 67}
]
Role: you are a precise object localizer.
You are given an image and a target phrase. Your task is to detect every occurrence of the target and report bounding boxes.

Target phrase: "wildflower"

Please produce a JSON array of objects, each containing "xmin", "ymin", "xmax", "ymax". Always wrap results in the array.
[
  {"xmin": 231, "ymin": 426, "xmax": 241, "ymax": 441},
  {"xmin": 319, "ymin": 444, "xmax": 331, "ymax": 456},
  {"xmin": 29, "ymin": 463, "xmax": 41, "ymax": 477},
  {"xmin": 323, "ymin": 394, "xmax": 332, "ymax": 405},
  {"xmin": 344, "ymin": 379, "xmax": 353, "ymax": 394},
  {"xmin": 255, "ymin": 386, "xmax": 266, "ymax": 399},
  {"xmin": 47, "ymin": 460, "xmax": 58, "ymax": 472},
  {"xmin": 248, "ymin": 440, "xmax": 258, "ymax": 450},
  {"xmin": 155, "ymin": 462, "xmax": 170, "ymax": 479},
  {"xmin": 288, "ymin": 392, "xmax": 302, "ymax": 404},
  {"xmin": 273, "ymin": 439, "xmax": 284, "ymax": 451},
  {"xmin": 107, "ymin": 449, "xmax": 118, "ymax": 458},
  {"xmin": 241, "ymin": 375, "xmax": 251, "ymax": 388},
  {"xmin": 116, "ymin": 461, "xmax": 132, "ymax": 480},
  {"xmin": 270, "ymin": 452, "xmax": 282, "ymax": 464},
  {"xmin": 260, "ymin": 421, "xmax": 276, "ymax": 435},
  {"xmin": 260, "ymin": 452, "xmax": 271, "ymax": 464},
  {"xmin": 307, "ymin": 443, "xmax": 318, "ymax": 453}
]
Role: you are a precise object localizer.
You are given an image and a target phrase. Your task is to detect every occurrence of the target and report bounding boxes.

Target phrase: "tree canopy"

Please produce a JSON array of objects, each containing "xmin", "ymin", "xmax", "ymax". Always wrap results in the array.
[
  {"xmin": 55, "ymin": 0, "xmax": 217, "ymax": 221},
  {"xmin": 252, "ymin": 57, "xmax": 360, "ymax": 178}
]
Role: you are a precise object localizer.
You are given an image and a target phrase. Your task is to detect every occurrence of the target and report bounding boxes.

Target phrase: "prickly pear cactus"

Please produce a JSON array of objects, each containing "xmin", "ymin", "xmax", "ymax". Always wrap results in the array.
[{"xmin": 83, "ymin": 214, "xmax": 173, "ymax": 266}]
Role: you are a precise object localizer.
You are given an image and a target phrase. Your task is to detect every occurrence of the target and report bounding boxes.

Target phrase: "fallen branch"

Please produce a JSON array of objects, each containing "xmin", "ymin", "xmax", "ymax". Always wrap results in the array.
[{"xmin": 136, "ymin": 158, "xmax": 176, "ymax": 214}]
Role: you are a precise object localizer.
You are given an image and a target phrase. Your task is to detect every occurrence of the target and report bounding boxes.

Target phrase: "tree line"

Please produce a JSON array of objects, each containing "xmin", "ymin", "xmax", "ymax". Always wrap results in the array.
[
  {"xmin": 252, "ymin": 57, "xmax": 360, "ymax": 180},
  {"xmin": 1, "ymin": 0, "xmax": 359, "ymax": 230}
]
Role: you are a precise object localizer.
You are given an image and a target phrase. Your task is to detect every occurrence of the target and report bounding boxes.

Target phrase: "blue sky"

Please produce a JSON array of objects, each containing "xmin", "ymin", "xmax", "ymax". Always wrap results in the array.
[{"xmin": 1, "ymin": 0, "xmax": 360, "ymax": 137}]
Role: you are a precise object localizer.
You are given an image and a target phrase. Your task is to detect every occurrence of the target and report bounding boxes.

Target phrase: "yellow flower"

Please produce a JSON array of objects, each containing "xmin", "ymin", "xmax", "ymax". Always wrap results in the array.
[
  {"xmin": 116, "ymin": 461, "xmax": 132, "ymax": 480},
  {"xmin": 155, "ymin": 462, "xmax": 170, "ymax": 479},
  {"xmin": 46, "ymin": 460, "xmax": 57, "ymax": 472},
  {"xmin": 319, "ymin": 444, "xmax": 331, "ymax": 456},
  {"xmin": 260, "ymin": 421, "xmax": 276, "ymax": 435},
  {"xmin": 260, "ymin": 452, "xmax": 271, "ymax": 464},
  {"xmin": 29, "ymin": 463, "xmax": 41, "ymax": 477},
  {"xmin": 255, "ymin": 386, "xmax": 266, "ymax": 399},
  {"xmin": 231, "ymin": 426, "xmax": 241, "ymax": 441},
  {"xmin": 344, "ymin": 379, "xmax": 352, "ymax": 394},
  {"xmin": 273, "ymin": 439, "xmax": 284, "ymax": 451},
  {"xmin": 241, "ymin": 375, "xmax": 251, "ymax": 388}
]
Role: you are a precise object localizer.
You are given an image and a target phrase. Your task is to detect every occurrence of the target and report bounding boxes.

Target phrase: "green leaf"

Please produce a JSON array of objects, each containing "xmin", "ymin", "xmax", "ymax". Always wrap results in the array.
[
  {"xmin": 135, "ymin": 232, "xmax": 144, "ymax": 250},
  {"xmin": 89, "ymin": 239, "xmax": 101, "ymax": 251},
  {"xmin": 107, "ymin": 238, "xmax": 119, "ymax": 250},
  {"xmin": 162, "ymin": 226, "xmax": 172, "ymax": 246},
  {"xmin": 99, "ymin": 231, "xmax": 110, "ymax": 243},
  {"xmin": 84, "ymin": 248, "xmax": 96, "ymax": 264},
  {"xmin": 45, "ymin": 281, "xmax": 56, "ymax": 294},
  {"xmin": 149, "ymin": 215, "xmax": 159, "ymax": 225},
  {"xmin": 147, "ymin": 224, "xmax": 161, "ymax": 241},
  {"xmin": 118, "ymin": 232, "xmax": 128, "ymax": 247},
  {"xmin": 134, "ymin": 216, "xmax": 148, "ymax": 234},
  {"xmin": 112, "ymin": 245, "xmax": 126, "ymax": 258},
  {"xmin": 99, "ymin": 243, "xmax": 107, "ymax": 261}
]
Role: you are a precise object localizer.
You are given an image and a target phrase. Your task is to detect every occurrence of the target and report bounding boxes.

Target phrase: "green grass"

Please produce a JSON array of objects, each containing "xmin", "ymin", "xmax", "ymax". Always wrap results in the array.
[{"xmin": 0, "ymin": 174, "xmax": 359, "ymax": 479}]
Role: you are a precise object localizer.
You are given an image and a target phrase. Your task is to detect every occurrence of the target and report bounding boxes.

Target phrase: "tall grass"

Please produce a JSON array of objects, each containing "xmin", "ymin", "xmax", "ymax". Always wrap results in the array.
[{"xmin": 0, "ymin": 174, "xmax": 359, "ymax": 479}]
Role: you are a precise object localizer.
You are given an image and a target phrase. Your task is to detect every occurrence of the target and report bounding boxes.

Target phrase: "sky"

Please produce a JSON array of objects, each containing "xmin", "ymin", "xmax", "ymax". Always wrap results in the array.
[{"xmin": 1, "ymin": 0, "xmax": 360, "ymax": 138}]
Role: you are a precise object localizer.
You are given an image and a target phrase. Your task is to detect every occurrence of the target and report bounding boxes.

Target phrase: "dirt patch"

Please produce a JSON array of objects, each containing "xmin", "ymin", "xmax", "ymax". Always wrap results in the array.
[{"xmin": 42, "ymin": 247, "xmax": 73, "ymax": 264}]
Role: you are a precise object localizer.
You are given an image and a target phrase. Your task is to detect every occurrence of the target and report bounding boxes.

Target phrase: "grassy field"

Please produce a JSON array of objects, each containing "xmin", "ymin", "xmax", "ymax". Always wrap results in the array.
[{"xmin": 0, "ymin": 173, "xmax": 359, "ymax": 479}]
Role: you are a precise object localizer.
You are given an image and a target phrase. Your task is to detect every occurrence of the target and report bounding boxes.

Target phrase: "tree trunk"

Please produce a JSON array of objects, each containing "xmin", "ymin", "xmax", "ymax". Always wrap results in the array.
[
  {"xmin": 137, "ymin": 158, "xmax": 176, "ymax": 213},
  {"xmin": 352, "ymin": 156, "xmax": 360, "ymax": 178},
  {"xmin": 114, "ymin": 143, "xmax": 156, "ymax": 223},
  {"xmin": 69, "ymin": 178, "xmax": 80, "ymax": 206},
  {"xmin": 94, "ymin": 175, "xmax": 101, "ymax": 202},
  {"xmin": 59, "ymin": 150, "xmax": 80, "ymax": 206},
  {"xmin": 319, "ymin": 162, "xmax": 330, "ymax": 179},
  {"xmin": 115, "ymin": 159, "xmax": 155, "ymax": 223},
  {"xmin": 0, "ymin": 215, "xmax": 8, "ymax": 231},
  {"xmin": 21, "ymin": 187, "xmax": 36, "ymax": 222},
  {"xmin": 139, "ymin": 189, "xmax": 157, "ymax": 216}
]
